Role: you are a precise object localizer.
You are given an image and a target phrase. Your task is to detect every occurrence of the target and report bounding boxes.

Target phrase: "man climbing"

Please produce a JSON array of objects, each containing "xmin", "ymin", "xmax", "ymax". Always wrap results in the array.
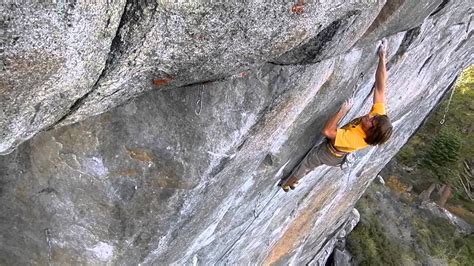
[{"xmin": 279, "ymin": 40, "xmax": 393, "ymax": 192}]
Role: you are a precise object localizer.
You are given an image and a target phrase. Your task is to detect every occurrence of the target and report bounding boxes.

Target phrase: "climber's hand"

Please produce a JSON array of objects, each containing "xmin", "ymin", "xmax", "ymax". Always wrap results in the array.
[
  {"xmin": 340, "ymin": 98, "xmax": 353, "ymax": 113},
  {"xmin": 322, "ymin": 98, "xmax": 353, "ymax": 139}
]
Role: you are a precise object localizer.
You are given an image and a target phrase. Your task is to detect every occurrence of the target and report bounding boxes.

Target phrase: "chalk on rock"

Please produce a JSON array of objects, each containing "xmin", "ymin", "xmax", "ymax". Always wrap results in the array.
[{"xmin": 376, "ymin": 175, "xmax": 385, "ymax": 185}]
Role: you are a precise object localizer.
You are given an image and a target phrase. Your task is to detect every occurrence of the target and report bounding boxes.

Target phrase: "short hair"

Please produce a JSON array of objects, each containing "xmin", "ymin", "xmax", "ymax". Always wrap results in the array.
[{"xmin": 365, "ymin": 115, "xmax": 393, "ymax": 145}]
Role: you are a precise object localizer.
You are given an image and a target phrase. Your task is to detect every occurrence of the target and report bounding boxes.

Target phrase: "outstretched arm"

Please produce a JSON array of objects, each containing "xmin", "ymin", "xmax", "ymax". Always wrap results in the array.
[
  {"xmin": 374, "ymin": 41, "xmax": 387, "ymax": 104},
  {"xmin": 322, "ymin": 99, "xmax": 352, "ymax": 140}
]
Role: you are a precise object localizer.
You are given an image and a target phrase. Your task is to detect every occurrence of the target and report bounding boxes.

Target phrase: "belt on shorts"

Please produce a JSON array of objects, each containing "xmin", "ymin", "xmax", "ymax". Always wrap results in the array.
[{"xmin": 326, "ymin": 141, "xmax": 348, "ymax": 158}]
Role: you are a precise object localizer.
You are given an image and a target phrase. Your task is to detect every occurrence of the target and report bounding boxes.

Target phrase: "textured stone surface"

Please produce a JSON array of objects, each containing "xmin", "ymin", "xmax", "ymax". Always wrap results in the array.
[
  {"xmin": 2, "ymin": 0, "xmax": 387, "ymax": 154},
  {"xmin": 311, "ymin": 209, "xmax": 359, "ymax": 266},
  {"xmin": 0, "ymin": 0, "xmax": 126, "ymax": 154},
  {"xmin": 61, "ymin": 0, "xmax": 384, "ymax": 126},
  {"xmin": 331, "ymin": 249, "xmax": 352, "ymax": 266},
  {"xmin": 0, "ymin": 0, "xmax": 473, "ymax": 264}
]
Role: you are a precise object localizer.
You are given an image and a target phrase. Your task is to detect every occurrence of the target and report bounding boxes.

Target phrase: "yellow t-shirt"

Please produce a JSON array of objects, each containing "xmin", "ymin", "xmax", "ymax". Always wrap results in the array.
[{"xmin": 334, "ymin": 103, "xmax": 386, "ymax": 153}]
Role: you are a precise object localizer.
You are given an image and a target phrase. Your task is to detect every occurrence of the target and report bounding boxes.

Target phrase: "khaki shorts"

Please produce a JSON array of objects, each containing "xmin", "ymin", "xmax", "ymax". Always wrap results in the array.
[{"xmin": 291, "ymin": 141, "xmax": 346, "ymax": 180}]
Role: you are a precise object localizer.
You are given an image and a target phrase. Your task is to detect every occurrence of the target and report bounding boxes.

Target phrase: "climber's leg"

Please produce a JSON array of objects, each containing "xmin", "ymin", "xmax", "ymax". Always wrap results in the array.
[{"xmin": 279, "ymin": 143, "xmax": 324, "ymax": 192}]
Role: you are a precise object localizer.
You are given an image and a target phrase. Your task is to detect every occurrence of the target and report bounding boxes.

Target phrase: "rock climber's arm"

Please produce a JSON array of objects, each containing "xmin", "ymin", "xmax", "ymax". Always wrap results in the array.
[
  {"xmin": 322, "ymin": 99, "xmax": 352, "ymax": 140},
  {"xmin": 374, "ymin": 44, "xmax": 387, "ymax": 104}
]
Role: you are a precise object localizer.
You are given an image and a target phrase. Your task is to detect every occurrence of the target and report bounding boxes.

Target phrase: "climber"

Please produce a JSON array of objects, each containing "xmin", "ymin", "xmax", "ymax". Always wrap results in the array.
[{"xmin": 278, "ymin": 40, "xmax": 393, "ymax": 192}]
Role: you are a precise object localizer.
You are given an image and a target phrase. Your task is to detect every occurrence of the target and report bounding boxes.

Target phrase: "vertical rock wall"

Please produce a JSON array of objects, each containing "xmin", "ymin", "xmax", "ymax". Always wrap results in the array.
[{"xmin": 0, "ymin": 0, "xmax": 472, "ymax": 264}]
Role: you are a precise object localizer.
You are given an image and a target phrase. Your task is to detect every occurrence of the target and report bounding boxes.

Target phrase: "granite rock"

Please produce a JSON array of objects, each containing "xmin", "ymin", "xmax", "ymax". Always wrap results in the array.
[
  {"xmin": 0, "ymin": 0, "xmax": 126, "ymax": 154},
  {"xmin": 0, "ymin": 0, "xmax": 473, "ymax": 264}
]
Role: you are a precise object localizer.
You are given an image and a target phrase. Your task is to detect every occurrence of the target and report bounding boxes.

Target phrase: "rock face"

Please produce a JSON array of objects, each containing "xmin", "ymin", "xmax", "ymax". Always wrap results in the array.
[
  {"xmin": 0, "ymin": 1, "xmax": 126, "ymax": 154},
  {"xmin": 0, "ymin": 0, "xmax": 473, "ymax": 264}
]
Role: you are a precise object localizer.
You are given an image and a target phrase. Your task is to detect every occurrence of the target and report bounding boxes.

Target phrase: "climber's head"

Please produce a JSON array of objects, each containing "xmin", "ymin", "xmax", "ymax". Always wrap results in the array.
[{"xmin": 362, "ymin": 114, "xmax": 393, "ymax": 145}]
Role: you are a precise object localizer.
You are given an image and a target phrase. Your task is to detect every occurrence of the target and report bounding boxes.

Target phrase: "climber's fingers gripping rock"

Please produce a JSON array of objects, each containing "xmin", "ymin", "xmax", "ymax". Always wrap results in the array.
[
  {"xmin": 378, "ymin": 38, "xmax": 387, "ymax": 58},
  {"xmin": 340, "ymin": 97, "xmax": 353, "ymax": 113}
]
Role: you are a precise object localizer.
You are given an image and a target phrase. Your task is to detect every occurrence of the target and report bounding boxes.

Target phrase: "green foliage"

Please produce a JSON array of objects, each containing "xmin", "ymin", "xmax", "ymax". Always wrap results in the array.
[
  {"xmin": 395, "ymin": 65, "xmax": 473, "ymax": 207},
  {"xmin": 411, "ymin": 216, "xmax": 454, "ymax": 257},
  {"xmin": 453, "ymin": 235, "xmax": 474, "ymax": 266},
  {"xmin": 347, "ymin": 215, "xmax": 404, "ymax": 265},
  {"xmin": 410, "ymin": 215, "xmax": 474, "ymax": 265},
  {"xmin": 423, "ymin": 129, "xmax": 461, "ymax": 167},
  {"xmin": 397, "ymin": 142, "xmax": 417, "ymax": 166},
  {"xmin": 421, "ymin": 128, "xmax": 461, "ymax": 184},
  {"xmin": 348, "ymin": 190, "xmax": 474, "ymax": 265}
]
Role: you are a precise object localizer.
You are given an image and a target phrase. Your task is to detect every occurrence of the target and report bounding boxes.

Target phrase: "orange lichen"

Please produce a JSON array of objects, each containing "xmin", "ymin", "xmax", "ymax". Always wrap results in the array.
[
  {"xmin": 109, "ymin": 168, "xmax": 142, "ymax": 178},
  {"xmin": 386, "ymin": 175, "xmax": 409, "ymax": 193},
  {"xmin": 263, "ymin": 184, "xmax": 336, "ymax": 265},
  {"xmin": 124, "ymin": 146, "xmax": 155, "ymax": 163},
  {"xmin": 291, "ymin": 0, "xmax": 304, "ymax": 14},
  {"xmin": 146, "ymin": 176, "xmax": 194, "ymax": 190},
  {"xmin": 152, "ymin": 76, "xmax": 172, "ymax": 87}
]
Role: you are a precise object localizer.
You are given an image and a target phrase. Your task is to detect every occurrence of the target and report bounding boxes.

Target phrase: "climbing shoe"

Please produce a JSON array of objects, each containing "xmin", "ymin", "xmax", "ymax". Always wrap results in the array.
[
  {"xmin": 289, "ymin": 182, "xmax": 298, "ymax": 190},
  {"xmin": 278, "ymin": 176, "xmax": 298, "ymax": 192}
]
